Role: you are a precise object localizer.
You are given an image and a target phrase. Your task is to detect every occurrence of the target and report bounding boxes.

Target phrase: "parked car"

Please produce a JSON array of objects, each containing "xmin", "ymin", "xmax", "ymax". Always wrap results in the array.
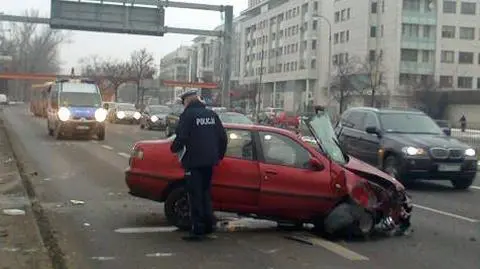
[
  {"xmin": 217, "ymin": 111, "xmax": 254, "ymax": 125},
  {"xmin": 140, "ymin": 105, "xmax": 171, "ymax": 130},
  {"xmin": 435, "ymin": 120, "xmax": 452, "ymax": 136},
  {"xmin": 107, "ymin": 103, "xmax": 141, "ymax": 124},
  {"xmin": 273, "ymin": 111, "xmax": 300, "ymax": 129},
  {"xmin": 125, "ymin": 107, "xmax": 412, "ymax": 237},
  {"xmin": 258, "ymin": 107, "xmax": 283, "ymax": 124},
  {"xmin": 165, "ymin": 102, "xmax": 184, "ymax": 137},
  {"xmin": 335, "ymin": 107, "xmax": 477, "ymax": 189}
]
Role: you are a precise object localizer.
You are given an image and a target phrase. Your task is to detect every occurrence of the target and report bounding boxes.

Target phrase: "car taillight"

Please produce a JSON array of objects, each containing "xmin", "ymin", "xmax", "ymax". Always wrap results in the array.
[
  {"xmin": 129, "ymin": 146, "xmax": 144, "ymax": 166},
  {"xmin": 351, "ymin": 182, "xmax": 376, "ymax": 208}
]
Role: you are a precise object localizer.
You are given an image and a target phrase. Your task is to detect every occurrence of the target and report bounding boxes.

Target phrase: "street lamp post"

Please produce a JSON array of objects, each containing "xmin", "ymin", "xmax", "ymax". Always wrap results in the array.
[{"xmin": 312, "ymin": 14, "xmax": 332, "ymax": 110}]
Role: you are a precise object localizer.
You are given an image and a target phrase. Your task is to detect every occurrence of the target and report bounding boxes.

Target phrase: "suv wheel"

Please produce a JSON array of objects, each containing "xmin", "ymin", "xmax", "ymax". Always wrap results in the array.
[
  {"xmin": 451, "ymin": 177, "xmax": 474, "ymax": 190},
  {"xmin": 164, "ymin": 187, "xmax": 191, "ymax": 231}
]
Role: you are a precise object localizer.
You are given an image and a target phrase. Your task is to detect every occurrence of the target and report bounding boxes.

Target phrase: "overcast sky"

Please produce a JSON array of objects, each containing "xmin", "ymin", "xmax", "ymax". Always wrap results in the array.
[{"xmin": 2, "ymin": 0, "xmax": 247, "ymax": 73}]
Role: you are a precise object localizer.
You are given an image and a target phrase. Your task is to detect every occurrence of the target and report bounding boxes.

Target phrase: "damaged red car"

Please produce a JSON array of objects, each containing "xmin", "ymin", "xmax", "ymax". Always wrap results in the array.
[{"xmin": 125, "ymin": 107, "xmax": 412, "ymax": 237}]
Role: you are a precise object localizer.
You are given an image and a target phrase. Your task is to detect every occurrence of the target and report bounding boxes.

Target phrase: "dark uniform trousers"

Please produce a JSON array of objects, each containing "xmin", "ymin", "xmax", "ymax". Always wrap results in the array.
[{"xmin": 185, "ymin": 166, "xmax": 214, "ymax": 235}]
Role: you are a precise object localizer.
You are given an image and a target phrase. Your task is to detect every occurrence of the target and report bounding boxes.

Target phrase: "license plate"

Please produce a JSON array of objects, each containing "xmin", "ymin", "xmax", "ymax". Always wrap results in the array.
[
  {"xmin": 438, "ymin": 164, "xmax": 461, "ymax": 172},
  {"xmin": 76, "ymin": 125, "xmax": 90, "ymax": 130}
]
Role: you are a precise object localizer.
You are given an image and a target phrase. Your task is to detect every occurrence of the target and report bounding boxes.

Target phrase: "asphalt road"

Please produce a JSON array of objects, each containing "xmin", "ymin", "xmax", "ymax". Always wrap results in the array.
[{"xmin": 3, "ymin": 105, "xmax": 480, "ymax": 269}]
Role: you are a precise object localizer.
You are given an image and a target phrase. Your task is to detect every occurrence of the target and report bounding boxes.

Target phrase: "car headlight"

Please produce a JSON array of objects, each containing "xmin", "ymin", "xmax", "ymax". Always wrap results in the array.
[
  {"xmin": 402, "ymin": 146, "xmax": 426, "ymax": 156},
  {"xmin": 150, "ymin": 115, "xmax": 159, "ymax": 122},
  {"xmin": 58, "ymin": 107, "xmax": 70, "ymax": 121},
  {"xmin": 133, "ymin": 112, "xmax": 141, "ymax": 120},
  {"xmin": 465, "ymin": 148, "xmax": 476, "ymax": 157},
  {"xmin": 116, "ymin": 111, "xmax": 125, "ymax": 119},
  {"xmin": 94, "ymin": 108, "xmax": 107, "ymax": 122}
]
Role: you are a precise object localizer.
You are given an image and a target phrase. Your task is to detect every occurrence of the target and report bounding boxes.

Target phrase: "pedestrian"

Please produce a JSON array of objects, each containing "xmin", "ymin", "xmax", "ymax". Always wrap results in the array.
[
  {"xmin": 170, "ymin": 89, "xmax": 228, "ymax": 241},
  {"xmin": 460, "ymin": 114, "xmax": 467, "ymax": 132}
]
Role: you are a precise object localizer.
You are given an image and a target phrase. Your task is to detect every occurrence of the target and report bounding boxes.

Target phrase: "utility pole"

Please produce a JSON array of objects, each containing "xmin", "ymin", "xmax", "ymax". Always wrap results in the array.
[
  {"xmin": 255, "ymin": 33, "xmax": 266, "ymax": 122},
  {"xmin": 221, "ymin": 6, "xmax": 233, "ymax": 109}
]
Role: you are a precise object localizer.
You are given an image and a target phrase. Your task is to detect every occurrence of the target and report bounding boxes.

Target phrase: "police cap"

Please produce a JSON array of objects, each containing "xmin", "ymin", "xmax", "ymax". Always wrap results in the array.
[{"xmin": 179, "ymin": 89, "xmax": 198, "ymax": 104}]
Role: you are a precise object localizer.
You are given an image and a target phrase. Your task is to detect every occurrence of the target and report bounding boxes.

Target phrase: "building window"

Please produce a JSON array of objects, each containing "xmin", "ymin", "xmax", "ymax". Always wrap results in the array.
[
  {"xmin": 478, "ymin": 78, "xmax": 480, "ymax": 89},
  {"xmin": 340, "ymin": 31, "xmax": 345, "ymax": 42},
  {"xmin": 422, "ymin": 50, "xmax": 431, "ymax": 62},
  {"xmin": 347, "ymin": 8, "xmax": 351, "ymax": 19},
  {"xmin": 441, "ymin": 25, "xmax": 455, "ymax": 38},
  {"xmin": 341, "ymin": 9, "xmax": 346, "ymax": 20},
  {"xmin": 402, "ymin": 23, "xmax": 419, "ymax": 37},
  {"xmin": 459, "ymin": 52, "xmax": 474, "ymax": 64},
  {"xmin": 371, "ymin": 2, "xmax": 378, "ymax": 13},
  {"xmin": 461, "ymin": 2, "xmax": 476, "ymax": 15},
  {"xmin": 370, "ymin": 26, "xmax": 377, "ymax": 37},
  {"xmin": 478, "ymin": 53, "xmax": 480, "ymax": 64},
  {"xmin": 334, "ymin": 33, "xmax": 339, "ymax": 44},
  {"xmin": 401, "ymin": 49, "xmax": 418, "ymax": 62},
  {"xmin": 311, "ymin": 59, "xmax": 316, "ymax": 69},
  {"xmin": 369, "ymin": 50, "xmax": 376, "ymax": 61},
  {"xmin": 439, "ymin": 76, "xmax": 453, "ymax": 87},
  {"xmin": 403, "ymin": 0, "xmax": 420, "ymax": 10},
  {"xmin": 423, "ymin": 25, "xmax": 431, "ymax": 38},
  {"xmin": 443, "ymin": 1, "xmax": 456, "ymax": 13},
  {"xmin": 458, "ymin": 77, "xmax": 473, "ymax": 88},
  {"xmin": 312, "ymin": 20, "xmax": 318, "ymax": 30},
  {"xmin": 441, "ymin": 50, "xmax": 455, "ymax": 63},
  {"xmin": 334, "ymin": 11, "xmax": 340, "ymax": 22},
  {"xmin": 312, "ymin": 40, "xmax": 317, "ymax": 50},
  {"xmin": 381, "ymin": 25, "xmax": 384, "ymax": 37},
  {"xmin": 460, "ymin": 27, "xmax": 475, "ymax": 40},
  {"xmin": 346, "ymin": 30, "xmax": 350, "ymax": 41}
]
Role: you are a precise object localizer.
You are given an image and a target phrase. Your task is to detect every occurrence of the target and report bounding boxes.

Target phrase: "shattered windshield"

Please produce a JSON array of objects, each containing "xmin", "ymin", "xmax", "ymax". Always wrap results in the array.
[{"xmin": 303, "ymin": 112, "xmax": 347, "ymax": 165}]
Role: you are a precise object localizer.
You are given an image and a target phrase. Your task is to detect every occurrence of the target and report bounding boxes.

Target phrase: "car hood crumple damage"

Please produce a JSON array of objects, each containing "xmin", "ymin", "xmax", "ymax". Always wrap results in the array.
[
  {"xmin": 342, "ymin": 157, "xmax": 413, "ymax": 236},
  {"xmin": 344, "ymin": 157, "xmax": 404, "ymax": 190}
]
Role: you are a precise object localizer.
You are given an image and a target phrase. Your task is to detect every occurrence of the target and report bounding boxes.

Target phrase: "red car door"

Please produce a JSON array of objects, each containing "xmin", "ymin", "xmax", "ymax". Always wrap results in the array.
[
  {"xmin": 256, "ymin": 131, "xmax": 338, "ymax": 220},
  {"xmin": 212, "ymin": 129, "xmax": 261, "ymax": 212}
]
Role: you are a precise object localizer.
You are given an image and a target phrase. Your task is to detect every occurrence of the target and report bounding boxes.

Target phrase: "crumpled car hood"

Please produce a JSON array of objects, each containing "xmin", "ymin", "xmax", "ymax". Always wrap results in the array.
[{"xmin": 343, "ymin": 156, "xmax": 404, "ymax": 190}]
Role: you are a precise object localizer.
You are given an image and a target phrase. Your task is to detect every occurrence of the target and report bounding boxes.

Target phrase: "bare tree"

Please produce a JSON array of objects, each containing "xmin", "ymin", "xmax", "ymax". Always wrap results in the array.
[
  {"xmin": 407, "ymin": 76, "xmax": 447, "ymax": 119},
  {"xmin": 79, "ymin": 56, "xmax": 135, "ymax": 101},
  {"xmin": 130, "ymin": 48, "xmax": 156, "ymax": 106},
  {"xmin": 3, "ymin": 10, "xmax": 69, "ymax": 101},
  {"xmin": 359, "ymin": 52, "xmax": 386, "ymax": 107},
  {"xmin": 330, "ymin": 57, "xmax": 365, "ymax": 113}
]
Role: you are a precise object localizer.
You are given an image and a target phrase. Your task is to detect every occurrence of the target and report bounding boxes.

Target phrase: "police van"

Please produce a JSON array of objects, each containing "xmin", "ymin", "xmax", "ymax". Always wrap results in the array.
[{"xmin": 46, "ymin": 79, "xmax": 107, "ymax": 140}]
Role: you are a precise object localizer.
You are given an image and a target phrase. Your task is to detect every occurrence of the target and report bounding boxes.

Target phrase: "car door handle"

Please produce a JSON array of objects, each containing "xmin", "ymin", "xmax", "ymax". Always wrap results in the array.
[{"xmin": 265, "ymin": 170, "xmax": 277, "ymax": 175}]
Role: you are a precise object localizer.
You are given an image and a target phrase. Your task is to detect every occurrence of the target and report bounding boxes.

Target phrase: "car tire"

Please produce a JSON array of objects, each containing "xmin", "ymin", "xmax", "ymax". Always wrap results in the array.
[
  {"xmin": 47, "ymin": 122, "xmax": 54, "ymax": 136},
  {"xmin": 164, "ymin": 187, "xmax": 191, "ymax": 231},
  {"xmin": 140, "ymin": 123, "xmax": 145, "ymax": 129},
  {"xmin": 451, "ymin": 177, "xmax": 474, "ymax": 190},
  {"xmin": 97, "ymin": 127, "xmax": 105, "ymax": 141},
  {"xmin": 323, "ymin": 202, "xmax": 375, "ymax": 239}
]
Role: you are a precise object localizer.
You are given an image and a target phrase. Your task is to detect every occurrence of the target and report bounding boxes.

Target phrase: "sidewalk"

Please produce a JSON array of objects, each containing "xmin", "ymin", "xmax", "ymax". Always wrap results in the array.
[{"xmin": 0, "ymin": 117, "xmax": 52, "ymax": 268}]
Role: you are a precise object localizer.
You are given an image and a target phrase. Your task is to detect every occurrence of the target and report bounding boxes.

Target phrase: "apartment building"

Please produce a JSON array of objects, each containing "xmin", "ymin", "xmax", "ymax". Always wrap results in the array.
[
  {"xmin": 240, "ymin": 0, "xmax": 333, "ymax": 112},
  {"xmin": 159, "ymin": 46, "xmax": 191, "ymax": 82}
]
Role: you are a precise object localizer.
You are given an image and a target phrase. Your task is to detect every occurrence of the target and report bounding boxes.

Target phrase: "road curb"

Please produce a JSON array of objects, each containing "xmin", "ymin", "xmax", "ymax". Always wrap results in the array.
[{"xmin": 1, "ymin": 115, "xmax": 69, "ymax": 269}]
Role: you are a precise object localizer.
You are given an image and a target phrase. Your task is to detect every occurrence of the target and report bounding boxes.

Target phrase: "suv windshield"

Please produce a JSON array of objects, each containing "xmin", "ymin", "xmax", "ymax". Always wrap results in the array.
[
  {"xmin": 380, "ymin": 113, "xmax": 443, "ymax": 135},
  {"xmin": 118, "ymin": 104, "xmax": 136, "ymax": 111},
  {"xmin": 150, "ymin": 106, "xmax": 170, "ymax": 114},
  {"xmin": 60, "ymin": 92, "xmax": 102, "ymax": 107},
  {"xmin": 303, "ymin": 111, "xmax": 347, "ymax": 165}
]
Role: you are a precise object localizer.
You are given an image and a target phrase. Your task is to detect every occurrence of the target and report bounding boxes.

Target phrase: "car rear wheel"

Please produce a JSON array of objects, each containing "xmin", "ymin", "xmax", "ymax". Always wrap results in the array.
[
  {"xmin": 164, "ymin": 187, "xmax": 191, "ymax": 231},
  {"xmin": 451, "ymin": 177, "xmax": 474, "ymax": 190},
  {"xmin": 97, "ymin": 127, "xmax": 105, "ymax": 141},
  {"xmin": 47, "ymin": 122, "xmax": 54, "ymax": 136},
  {"xmin": 140, "ymin": 123, "xmax": 145, "ymax": 129}
]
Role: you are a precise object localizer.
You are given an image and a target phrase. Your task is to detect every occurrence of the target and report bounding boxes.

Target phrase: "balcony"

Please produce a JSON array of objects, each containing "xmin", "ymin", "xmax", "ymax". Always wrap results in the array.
[
  {"xmin": 401, "ymin": 36, "xmax": 436, "ymax": 50},
  {"xmin": 402, "ymin": 11, "xmax": 436, "ymax": 25},
  {"xmin": 399, "ymin": 61, "xmax": 434, "ymax": 74}
]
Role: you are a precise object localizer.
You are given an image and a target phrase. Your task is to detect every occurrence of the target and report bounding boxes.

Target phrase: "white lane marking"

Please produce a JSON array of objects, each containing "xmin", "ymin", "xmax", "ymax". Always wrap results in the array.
[
  {"xmin": 91, "ymin": 257, "xmax": 115, "ymax": 261},
  {"xmin": 117, "ymin": 152, "xmax": 130, "ymax": 158},
  {"xmin": 146, "ymin": 253, "xmax": 174, "ymax": 257},
  {"xmin": 91, "ymin": 140, "xmax": 99, "ymax": 144},
  {"xmin": 101, "ymin": 145, "xmax": 114, "ymax": 150},
  {"xmin": 470, "ymin": 186, "xmax": 480, "ymax": 190},
  {"xmin": 114, "ymin": 227, "xmax": 178, "ymax": 233},
  {"xmin": 413, "ymin": 204, "xmax": 479, "ymax": 223}
]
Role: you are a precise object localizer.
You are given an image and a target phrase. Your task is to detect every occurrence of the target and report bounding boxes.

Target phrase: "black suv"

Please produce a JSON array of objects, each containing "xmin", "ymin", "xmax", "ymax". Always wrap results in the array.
[{"xmin": 335, "ymin": 107, "xmax": 477, "ymax": 189}]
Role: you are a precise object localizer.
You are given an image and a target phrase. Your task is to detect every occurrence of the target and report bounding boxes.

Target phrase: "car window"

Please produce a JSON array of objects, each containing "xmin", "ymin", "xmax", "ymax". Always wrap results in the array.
[
  {"xmin": 225, "ymin": 130, "xmax": 254, "ymax": 160},
  {"xmin": 259, "ymin": 132, "xmax": 311, "ymax": 169},
  {"xmin": 363, "ymin": 113, "xmax": 378, "ymax": 129},
  {"xmin": 345, "ymin": 111, "xmax": 366, "ymax": 130}
]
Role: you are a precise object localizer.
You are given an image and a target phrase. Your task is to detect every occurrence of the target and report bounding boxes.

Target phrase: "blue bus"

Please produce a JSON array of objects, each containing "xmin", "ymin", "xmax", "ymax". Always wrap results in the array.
[{"xmin": 46, "ymin": 79, "xmax": 107, "ymax": 140}]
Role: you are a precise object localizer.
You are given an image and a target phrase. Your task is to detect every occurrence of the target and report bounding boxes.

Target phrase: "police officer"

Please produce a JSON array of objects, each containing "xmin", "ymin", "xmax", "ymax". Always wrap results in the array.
[{"xmin": 170, "ymin": 90, "xmax": 228, "ymax": 241}]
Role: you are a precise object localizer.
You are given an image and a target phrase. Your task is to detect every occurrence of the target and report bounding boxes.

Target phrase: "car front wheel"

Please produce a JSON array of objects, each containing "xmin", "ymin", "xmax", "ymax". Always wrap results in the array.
[
  {"xmin": 164, "ymin": 187, "xmax": 191, "ymax": 231},
  {"xmin": 451, "ymin": 177, "xmax": 474, "ymax": 190}
]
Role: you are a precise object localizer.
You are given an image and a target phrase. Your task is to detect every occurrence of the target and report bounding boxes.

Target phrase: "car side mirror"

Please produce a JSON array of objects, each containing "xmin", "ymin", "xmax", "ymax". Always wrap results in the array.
[
  {"xmin": 442, "ymin": 128, "xmax": 451, "ymax": 136},
  {"xmin": 309, "ymin": 158, "xmax": 325, "ymax": 171},
  {"xmin": 365, "ymin": 126, "xmax": 381, "ymax": 137}
]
